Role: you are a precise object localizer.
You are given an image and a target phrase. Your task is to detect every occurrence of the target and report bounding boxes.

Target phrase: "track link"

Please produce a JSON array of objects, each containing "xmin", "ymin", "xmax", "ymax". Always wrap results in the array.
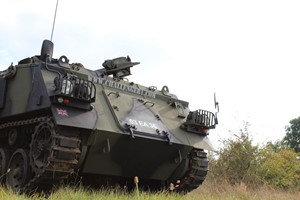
[
  {"xmin": 0, "ymin": 116, "xmax": 81, "ymax": 192},
  {"xmin": 174, "ymin": 149, "xmax": 208, "ymax": 193}
]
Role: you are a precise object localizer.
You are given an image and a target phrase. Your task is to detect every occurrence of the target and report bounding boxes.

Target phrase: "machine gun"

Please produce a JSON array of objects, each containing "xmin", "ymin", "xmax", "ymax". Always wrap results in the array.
[{"xmin": 102, "ymin": 56, "xmax": 140, "ymax": 79}]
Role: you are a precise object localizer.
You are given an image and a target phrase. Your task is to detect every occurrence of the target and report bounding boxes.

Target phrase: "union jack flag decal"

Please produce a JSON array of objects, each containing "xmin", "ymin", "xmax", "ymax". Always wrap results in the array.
[{"xmin": 56, "ymin": 108, "xmax": 68, "ymax": 116}]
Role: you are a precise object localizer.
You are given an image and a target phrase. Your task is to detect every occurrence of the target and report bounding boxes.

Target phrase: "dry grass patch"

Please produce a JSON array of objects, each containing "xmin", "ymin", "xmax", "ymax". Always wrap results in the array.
[{"xmin": 190, "ymin": 180, "xmax": 300, "ymax": 200}]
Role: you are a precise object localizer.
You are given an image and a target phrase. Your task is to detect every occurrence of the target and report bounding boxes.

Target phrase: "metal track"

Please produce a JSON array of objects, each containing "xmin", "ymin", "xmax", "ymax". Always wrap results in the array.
[
  {"xmin": 174, "ymin": 149, "xmax": 208, "ymax": 193},
  {"xmin": 0, "ymin": 116, "xmax": 81, "ymax": 192},
  {"xmin": 0, "ymin": 116, "xmax": 48, "ymax": 129}
]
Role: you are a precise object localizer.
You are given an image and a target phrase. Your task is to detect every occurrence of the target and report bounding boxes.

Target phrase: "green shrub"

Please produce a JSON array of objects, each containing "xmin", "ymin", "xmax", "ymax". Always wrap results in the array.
[
  {"xmin": 258, "ymin": 146, "xmax": 300, "ymax": 189},
  {"xmin": 209, "ymin": 123, "xmax": 260, "ymax": 187}
]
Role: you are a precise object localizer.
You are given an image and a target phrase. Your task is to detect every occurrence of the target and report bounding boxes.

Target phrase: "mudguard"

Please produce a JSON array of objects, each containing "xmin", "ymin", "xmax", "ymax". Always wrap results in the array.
[{"xmin": 51, "ymin": 105, "xmax": 97, "ymax": 129}]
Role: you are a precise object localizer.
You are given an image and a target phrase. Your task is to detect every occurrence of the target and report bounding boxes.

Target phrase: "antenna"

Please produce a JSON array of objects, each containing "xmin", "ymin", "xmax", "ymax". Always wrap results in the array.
[
  {"xmin": 214, "ymin": 92, "xmax": 219, "ymax": 125},
  {"xmin": 214, "ymin": 92, "xmax": 219, "ymax": 112},
  {"xmin": 50, "ymin": 0, "xmax": 59, "ymax": 41}
]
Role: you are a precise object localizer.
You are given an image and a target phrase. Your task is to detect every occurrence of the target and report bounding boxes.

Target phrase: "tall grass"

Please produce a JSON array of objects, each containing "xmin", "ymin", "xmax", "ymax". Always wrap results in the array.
[
  {"xmin": 1, "ymin": 180, "xmax": 300, "ymax": 200},
  {"xmin": 194, "ymin": 180, "xmax": 300, "ymax": 200}
]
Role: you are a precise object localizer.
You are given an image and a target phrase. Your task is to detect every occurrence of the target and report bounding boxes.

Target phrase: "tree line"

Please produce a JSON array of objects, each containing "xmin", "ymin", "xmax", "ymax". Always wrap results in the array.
[{"xmin": 208, "ymin": 118, "xmax": 300, "ymax": 189}]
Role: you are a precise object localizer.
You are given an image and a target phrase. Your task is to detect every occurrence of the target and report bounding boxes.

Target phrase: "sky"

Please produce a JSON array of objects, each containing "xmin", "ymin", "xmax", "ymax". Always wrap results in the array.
[{"xmin": 1, "ymin": 0, "xmax": 300, "ymax": 149}]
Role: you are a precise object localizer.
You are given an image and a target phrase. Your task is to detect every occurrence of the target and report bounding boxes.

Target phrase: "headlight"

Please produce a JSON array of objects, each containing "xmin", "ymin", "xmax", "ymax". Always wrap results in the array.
[
  {"xmin": 74, "ymin": 83, "xmax": 91, "ymax": 99},
  {"xmin": 61, "ymin": 79, "xmax": 73, "ymax": 95}
]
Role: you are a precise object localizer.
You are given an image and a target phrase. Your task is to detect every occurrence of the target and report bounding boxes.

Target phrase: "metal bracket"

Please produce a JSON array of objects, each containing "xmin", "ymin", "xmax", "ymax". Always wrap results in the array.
[
  {"xmin": 162, "ymin": 131, "xmax": 172, "ymax": 145},
  {"xmin": 174, "ymin": 102, "xmax": 185, "ymax": 118},
  {"xmin": 103, "ymin": 138, "xmax": 111, "ymax": 153},
  {"xmin": 162, "ymin": 85, "xmax": 170, "ymax": 96},
  {"xmin": 58, "ymin": 55, "xmax": 70, "ymax": 68},
  {"xmin": 125, "ymin": 123, "xmax": 136, "ymax": 139},
  {"xmin": 0, "ymin": 65, "xmax": 17, "ymax": 79},
  {"xmin": 174, "ymin": 149, "xmax": 182, "ymax": 164},
  {"xmin": 144, "ymin": 101, "xmax": 155, "ymax": 107},
  {"xmin": 36, "ymin": 95, "xmax": 43, "ymax": 106},
  {"xmin": 108, "ymin": 91, "xmax": 120, "ymax": 98}
]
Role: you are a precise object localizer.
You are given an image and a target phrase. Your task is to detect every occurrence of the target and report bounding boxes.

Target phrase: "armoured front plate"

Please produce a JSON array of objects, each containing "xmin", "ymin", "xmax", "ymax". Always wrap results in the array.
[{"xmin": 103, "ymin": 89, "xmax": 180, "ymax": 142}]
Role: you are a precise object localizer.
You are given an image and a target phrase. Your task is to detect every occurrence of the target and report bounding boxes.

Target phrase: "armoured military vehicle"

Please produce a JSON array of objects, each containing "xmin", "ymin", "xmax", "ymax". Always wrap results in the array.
[{"xmin": 0, "ymin": 40, "xmax": 218, "ymax": 193}]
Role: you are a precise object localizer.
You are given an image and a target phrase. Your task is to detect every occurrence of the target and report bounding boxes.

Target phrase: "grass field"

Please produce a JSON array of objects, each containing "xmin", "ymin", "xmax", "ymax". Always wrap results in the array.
[{"xmin": 1, "ymin": 180, "xmax": 300, "ymax": 200}]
